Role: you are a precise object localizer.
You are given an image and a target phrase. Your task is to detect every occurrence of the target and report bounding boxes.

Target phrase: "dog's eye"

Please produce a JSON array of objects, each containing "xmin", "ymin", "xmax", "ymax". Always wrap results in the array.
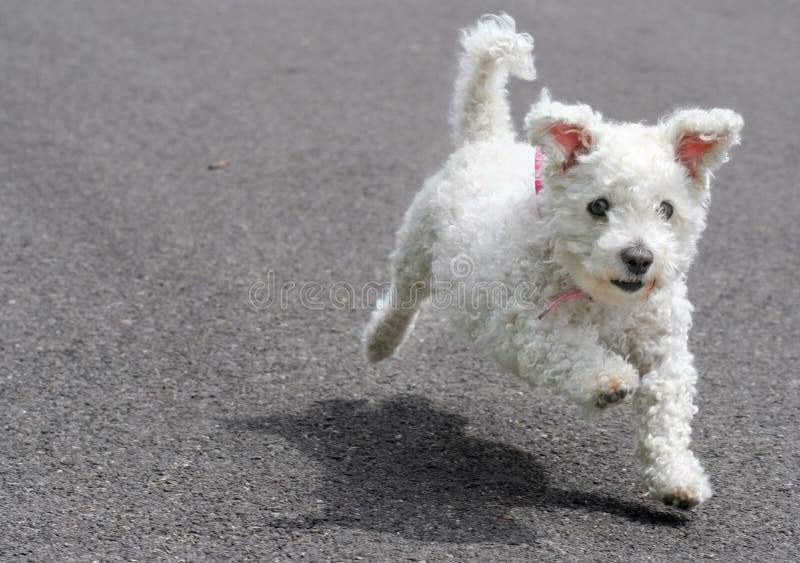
[
  {"xmin": 658, "ymin": 201, "xmax": 674, "ymax": 220},
  {"xmin": 588, "ymin": 198, "xmax": 610, "ymax": 217}
]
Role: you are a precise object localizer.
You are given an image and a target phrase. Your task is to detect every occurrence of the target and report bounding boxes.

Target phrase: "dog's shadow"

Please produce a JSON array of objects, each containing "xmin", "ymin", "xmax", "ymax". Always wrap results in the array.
[{"xmin": 227, "ymin": 395, "xmax": 687, "ymax": 544}]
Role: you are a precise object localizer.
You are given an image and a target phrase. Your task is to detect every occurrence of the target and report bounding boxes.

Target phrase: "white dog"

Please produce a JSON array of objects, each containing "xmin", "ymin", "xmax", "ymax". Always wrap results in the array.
[{"xmin": 363, "ymin": 14, "xmax": 742, "ymax": 510}]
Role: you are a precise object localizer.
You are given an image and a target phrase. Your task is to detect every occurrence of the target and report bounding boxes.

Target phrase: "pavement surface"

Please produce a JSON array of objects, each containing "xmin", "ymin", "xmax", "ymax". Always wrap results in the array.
[{"xmin": 1, "ymin": 0, "xmax": 798, "ymax": 560}]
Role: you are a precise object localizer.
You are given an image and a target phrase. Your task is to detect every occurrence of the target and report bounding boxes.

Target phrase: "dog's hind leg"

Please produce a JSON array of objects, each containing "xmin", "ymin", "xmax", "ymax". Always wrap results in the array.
[{"xmin": 363, "ymin": 198, "xmax": 435, "ymax": 363}]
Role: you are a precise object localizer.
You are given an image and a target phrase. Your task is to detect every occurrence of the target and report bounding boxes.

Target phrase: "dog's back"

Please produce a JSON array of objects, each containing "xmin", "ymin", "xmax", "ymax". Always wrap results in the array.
[{"xmin": 363, "ymin": 14, "xmax": 538, "ymax": 363}]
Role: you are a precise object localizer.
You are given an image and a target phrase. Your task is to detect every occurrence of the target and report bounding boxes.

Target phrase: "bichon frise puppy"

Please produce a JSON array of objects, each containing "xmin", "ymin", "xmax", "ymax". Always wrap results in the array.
[{"xmin": 364, "ymin": 14, "xmax": 742, "ymax": 510}]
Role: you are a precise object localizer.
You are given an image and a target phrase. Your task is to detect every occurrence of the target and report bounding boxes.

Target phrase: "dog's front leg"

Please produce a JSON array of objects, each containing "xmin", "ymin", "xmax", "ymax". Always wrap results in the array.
[
  {"xmin": 634, "ymin": 336, "xmax": 712, "ymax": 509},
  {"xmin": 517, "ymin": 325, "xmax": 639, "ymax": 411}
]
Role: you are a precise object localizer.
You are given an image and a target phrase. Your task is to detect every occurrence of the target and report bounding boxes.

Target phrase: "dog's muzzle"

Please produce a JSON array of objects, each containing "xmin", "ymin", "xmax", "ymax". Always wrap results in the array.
[
  {"xmin": 611, "ymin": 279, "xmax": 644, "ymax": 293},
  {"xmin": 620, "ymin": 244, "xmax": 653, "ymax": 276}
]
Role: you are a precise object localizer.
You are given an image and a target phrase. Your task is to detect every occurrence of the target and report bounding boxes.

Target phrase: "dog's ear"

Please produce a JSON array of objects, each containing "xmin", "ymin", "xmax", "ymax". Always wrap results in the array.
[
  {"xmin": 662, "ymin": 108, "xmax": 743, "ymax": 180},
  {"xmin": 524, "ymin": 89, "xmax": 602, "ymax": 169}
]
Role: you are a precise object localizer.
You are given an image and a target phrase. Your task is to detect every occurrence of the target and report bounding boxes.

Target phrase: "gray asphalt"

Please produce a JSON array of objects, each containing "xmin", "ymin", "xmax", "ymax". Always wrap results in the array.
[{"xmin": 0, "ymin": 0, "xmax": 798, "ymax": 560}]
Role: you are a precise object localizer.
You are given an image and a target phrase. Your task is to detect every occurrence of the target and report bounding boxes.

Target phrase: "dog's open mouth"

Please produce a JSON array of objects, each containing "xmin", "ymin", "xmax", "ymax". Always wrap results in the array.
[{"xmin": 611, "ymin": 279, "xmax": 644, "ymax": 293}]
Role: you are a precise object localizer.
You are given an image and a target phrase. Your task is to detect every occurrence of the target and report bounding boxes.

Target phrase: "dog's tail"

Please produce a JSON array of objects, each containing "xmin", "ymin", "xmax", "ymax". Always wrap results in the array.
[{"xmin": 450, "ymin": 14, "xmax": 536, "ymax": 146}]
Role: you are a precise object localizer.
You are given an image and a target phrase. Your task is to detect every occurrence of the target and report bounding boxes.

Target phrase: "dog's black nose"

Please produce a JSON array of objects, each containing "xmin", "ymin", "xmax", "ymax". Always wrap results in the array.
[{"xmin": 621, "ymin": 245, "xmax": 653, "ymax": 276}]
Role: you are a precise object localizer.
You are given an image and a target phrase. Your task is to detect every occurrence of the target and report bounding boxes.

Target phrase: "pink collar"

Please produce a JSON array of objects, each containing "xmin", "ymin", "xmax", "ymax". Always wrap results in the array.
[
  {"xmin": 534, "ymin": 146, "xmax": 588, "ymax": 318},
  {"xmin": 534, "ymin": 145, "xmax": 545, "ymax": 194},
  {"xmin": 538, "ymin": 289, "xmax": 587, "ymax": 319}
]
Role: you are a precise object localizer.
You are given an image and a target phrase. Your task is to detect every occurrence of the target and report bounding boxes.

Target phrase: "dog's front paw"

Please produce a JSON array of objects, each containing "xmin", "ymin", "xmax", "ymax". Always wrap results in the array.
[
  {"xmin": 655, "ymin": 477, "xmax": 712, "ymax": 510},
  {"xmin": 660, "ymin": 488, "xmax": 704, "ymax": 510},
  {"xmin": 646, "ymin": 458, "xmax": 712, "ymax": 511},
  {"xmin": 591, "ymin": 364, "xmax": 638, "ymax": 409},
  {"xmin": 594, "ymin": 383, "xmax": 632, "ymax": 408}
]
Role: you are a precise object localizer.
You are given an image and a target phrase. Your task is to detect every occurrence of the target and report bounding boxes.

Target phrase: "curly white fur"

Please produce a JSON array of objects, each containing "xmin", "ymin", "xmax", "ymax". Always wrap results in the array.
[
  {"xmin": 450, "ymin": 13, "xmax": 536, "ymax": 145},
  {"xmin": 364, "ymin": 14, "xmax": 742, "ymax": 510}
]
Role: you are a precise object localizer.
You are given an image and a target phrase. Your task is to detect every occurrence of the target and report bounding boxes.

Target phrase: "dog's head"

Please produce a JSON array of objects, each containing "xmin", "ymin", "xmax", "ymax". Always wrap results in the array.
[{"xmin": 525, "ymin": 92, "xmax": 742, "ymax": 304}]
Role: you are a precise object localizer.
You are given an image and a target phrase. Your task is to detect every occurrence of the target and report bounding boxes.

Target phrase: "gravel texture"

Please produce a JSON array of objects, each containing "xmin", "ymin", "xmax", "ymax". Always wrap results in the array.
[{"xmin": 0, "ymin": 0, "xmax": 798, "ymax": 560}]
